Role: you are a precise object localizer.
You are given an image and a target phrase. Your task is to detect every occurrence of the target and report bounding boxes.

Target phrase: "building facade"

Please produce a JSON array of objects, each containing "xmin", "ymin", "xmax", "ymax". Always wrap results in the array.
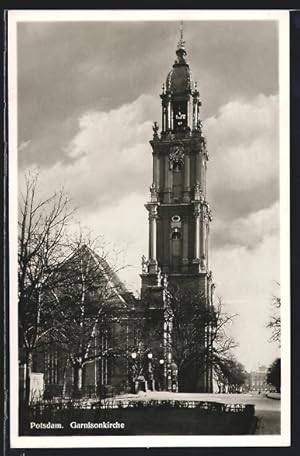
[
  {"xmin": 245, "ymin": 366, "xmax": 270, "ymax": 392},
  {"xmin": 20, "ymin": 246, "xmax": 134, "ymax": 401}
]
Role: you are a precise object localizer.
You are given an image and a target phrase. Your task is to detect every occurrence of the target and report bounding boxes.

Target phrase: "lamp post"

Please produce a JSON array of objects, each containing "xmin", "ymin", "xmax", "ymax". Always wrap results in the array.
[
  {"xmin": 159, "ymin": 358, "xmax": 165, "ymax": 391},
  {"xmin": 147, "ymin": 352, "xmax": 154, "ymax": 391},
  {"xmin": 166, "ymin": 351, "xmax": 173, "ymax": 392},
  {"xmin": 130, "ymin": 351, "xmax": 138, "ymax": 393}
]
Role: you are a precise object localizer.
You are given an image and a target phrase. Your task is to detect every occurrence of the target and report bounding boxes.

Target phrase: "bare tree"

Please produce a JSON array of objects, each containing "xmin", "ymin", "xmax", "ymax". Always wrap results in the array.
[
  {"xmin": 168, "ymin": 287, "xmax": 237, "ymax": 391},
  {"xmin": 139, "ymin": 283, "xmax": 237, "ymax": 392},
  {"xmin": 213, "ymin": 356, "xmax": 247, "ymax": 393},
  {"xmin": 18, "ymin": 170, "xmax": 73, "ymax": 404},
  {"xmin": 267, "ymin": 285, "xmax": 281, "ymax": 346},
  {"xmin": 267, "ymin": 358, "xmax": 281, "ymax": 393},
  {"xmin": 51, "ymin": 232, "xmax": 130, "ymax": 397}
]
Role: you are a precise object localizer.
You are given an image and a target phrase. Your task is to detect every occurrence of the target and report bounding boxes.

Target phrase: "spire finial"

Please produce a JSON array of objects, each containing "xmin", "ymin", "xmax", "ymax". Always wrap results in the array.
[{"xmin": 177, "ymin": 20, "xmax": 185, "ymax": 51}]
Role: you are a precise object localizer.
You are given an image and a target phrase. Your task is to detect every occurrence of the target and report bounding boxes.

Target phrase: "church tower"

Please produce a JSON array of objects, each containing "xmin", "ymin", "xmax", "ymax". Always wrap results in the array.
[
  {"xmin": 140, "ymin": 26, "xmax": 214, "ymax": 392},
  {"xmin": 141, "ymin": 28, "xmax": 213, "ymax": 294}
]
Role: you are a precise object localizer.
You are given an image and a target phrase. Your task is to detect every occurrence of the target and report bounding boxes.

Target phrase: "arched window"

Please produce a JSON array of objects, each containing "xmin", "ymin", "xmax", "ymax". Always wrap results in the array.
[{"xmin": 171, "ymin": 228, "xmax": 181, "ymax": 271}]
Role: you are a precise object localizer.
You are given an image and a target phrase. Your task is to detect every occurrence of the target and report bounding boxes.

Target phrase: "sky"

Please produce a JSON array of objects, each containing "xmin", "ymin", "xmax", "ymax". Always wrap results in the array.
[{"xmin": 16, "ymin": 16, "xmax": 281, "ymax": 371}]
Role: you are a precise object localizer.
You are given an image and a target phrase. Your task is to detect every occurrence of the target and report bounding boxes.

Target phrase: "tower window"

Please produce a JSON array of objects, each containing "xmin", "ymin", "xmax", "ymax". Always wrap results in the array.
[
  {"xmin": 173, "ymin": 103, "xmax": 187, "ymax": 130},
  {"xmin": 173, "ymin": 161, "xmax": 183, "ymax": 172},
  {"xmin": 172, "ymin": 230, "xmax": 181, "ymax": 240}
]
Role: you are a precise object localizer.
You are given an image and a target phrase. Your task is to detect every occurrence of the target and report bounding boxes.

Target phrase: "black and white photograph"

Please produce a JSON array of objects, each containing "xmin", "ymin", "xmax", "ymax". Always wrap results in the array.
[{"xmin": 8, "ymin": 10, "xmax": 290, "ymax": 448}]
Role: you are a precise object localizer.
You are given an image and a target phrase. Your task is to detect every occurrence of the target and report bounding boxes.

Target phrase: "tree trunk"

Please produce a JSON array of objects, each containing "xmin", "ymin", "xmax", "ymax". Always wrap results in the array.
[
  {"xmin": 62, "ymin": 357, "xmax": 69, "ymax": 397},
  {"xmin": 73, "ymin": 364, "xmax": 83, "ymax": 398},
  {"xmin": 24, "ymin": 351, "xmax": 33, "ymax": 405}
]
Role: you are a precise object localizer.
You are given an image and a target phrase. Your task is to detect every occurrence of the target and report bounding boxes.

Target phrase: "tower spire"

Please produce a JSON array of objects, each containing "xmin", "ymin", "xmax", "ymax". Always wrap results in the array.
[{"xmin": 177, "ymin": 20, "xmax": 186, "ymax": 52}]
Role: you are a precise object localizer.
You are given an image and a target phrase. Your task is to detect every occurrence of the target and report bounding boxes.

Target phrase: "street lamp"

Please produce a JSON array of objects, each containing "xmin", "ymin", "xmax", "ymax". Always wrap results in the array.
[
  {"xmin": 159, "ymin": 359, "xmax": 165, "ymax": 391},
  {"xmin": 129, "ymin": 352, "xmax": 138, "ymax": 393},
  {"xmin": 147, "ymin": 352, "xmax": 154, "ymax": 391}
]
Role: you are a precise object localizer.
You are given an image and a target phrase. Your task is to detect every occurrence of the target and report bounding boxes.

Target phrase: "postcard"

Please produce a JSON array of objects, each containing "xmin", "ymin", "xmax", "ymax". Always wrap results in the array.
[{"xmin": 7, "ymin": 9, "xmax": 290, "ymax": 448}]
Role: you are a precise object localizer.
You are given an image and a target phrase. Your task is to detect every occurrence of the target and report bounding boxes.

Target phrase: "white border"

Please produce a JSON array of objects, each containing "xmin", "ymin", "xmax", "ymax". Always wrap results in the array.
[{"xmin": 8, "ymin": 9, "xmax": 290, "ymax": 448}]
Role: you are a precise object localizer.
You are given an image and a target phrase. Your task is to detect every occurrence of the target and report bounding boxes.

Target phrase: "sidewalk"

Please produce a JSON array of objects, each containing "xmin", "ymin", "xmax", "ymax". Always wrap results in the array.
[
  {"xmin": 255, "ymin": 410, "xmax": 281, "ymax": 434},
  {"xmin": 266, "ymin": 392, "xmax": 281, "ymax": 400}
]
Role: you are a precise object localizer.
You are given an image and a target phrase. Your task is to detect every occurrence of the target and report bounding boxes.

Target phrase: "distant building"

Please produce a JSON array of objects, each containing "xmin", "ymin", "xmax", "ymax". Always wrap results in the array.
[{"xmin": 245, "ymin": 365, "xmax": 269, "ymax": 392}]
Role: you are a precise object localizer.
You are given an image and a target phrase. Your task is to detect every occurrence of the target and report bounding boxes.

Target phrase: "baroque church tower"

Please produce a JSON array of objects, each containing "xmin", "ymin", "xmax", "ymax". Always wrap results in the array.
[
  {"xmin": 141, "ymin": 28, "xmax": 213, "ymax": 299},
  {"xmin": 140, "ymin": 27, "xmax": 214, "ymax": 392}
]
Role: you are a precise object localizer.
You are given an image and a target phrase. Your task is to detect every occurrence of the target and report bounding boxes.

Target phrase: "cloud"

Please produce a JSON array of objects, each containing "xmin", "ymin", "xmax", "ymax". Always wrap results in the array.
[
  {"xmin": 206, "ymin": 94, "xmax": 279, "ymax": 219},
  {"xmin": 18, "ymin": 140, "xmax": 31, "ymax": 152},
  {"xmin": 211, "ymin": 201, "xmax": 279, "ymax": 249},
  {"xmin": 211, "ymin": 233, "xmax": 280, "ymax": 370},
  {"xmin": 17, "ymin": 21, "xmax": 278, "ymax": 169},
  {"xmin": 79, "ymin": 192, "xmax": 148, "ymax": 293},
  {"xmin": 212, "ymin": 233, "xmax": 279, "ymax": 300},
  {"xmin": 27, "ymin": 94, "xmax": 157, "ymax": 212}
]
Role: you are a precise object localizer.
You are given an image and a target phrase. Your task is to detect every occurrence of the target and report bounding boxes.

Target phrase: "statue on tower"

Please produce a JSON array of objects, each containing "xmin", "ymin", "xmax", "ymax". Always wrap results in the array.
[
  {"xmin": 162, "ymin": 274, "xmax": 168, "ymax": 289},
  {"xmin": 156, "ymin": 267, "xmax": 162, "ymax": 286},
  {"xmin": 152, "ymin": 121, "xmax": 159, "ymax": 138},
  {"xmin": 197, "ymin": 119, "xmax": 203, "ymax": 131},
  {"xmin": 150, "ymin": 182, "xmax": 158, "ymax": 202},
  {"xmin": 194, "ymin": 182, "xmax": 204, "ymax": 202},
  {"xmin": 141, "ymin": 255, "xmax": 148, "ymax": 273}
]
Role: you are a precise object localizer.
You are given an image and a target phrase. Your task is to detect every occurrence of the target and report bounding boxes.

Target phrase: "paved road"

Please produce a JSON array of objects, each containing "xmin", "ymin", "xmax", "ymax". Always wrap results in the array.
[
  {"xmin": 116, "ymin": 391, "xmax": 279, "ymax": 409},
  {"xmin": 114, "ymin": 391, "xmax": 280, "ymax": 434}
]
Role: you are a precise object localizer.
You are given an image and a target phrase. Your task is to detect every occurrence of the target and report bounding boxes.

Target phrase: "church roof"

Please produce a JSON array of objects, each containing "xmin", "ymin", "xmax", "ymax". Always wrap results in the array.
[
  {"xmin": 61, "ymin": 244, "xmax": 135, "ymax": 309},
  {"xmin": 166, "ymin": 64, "xmax": 193, "ymax": 94}
]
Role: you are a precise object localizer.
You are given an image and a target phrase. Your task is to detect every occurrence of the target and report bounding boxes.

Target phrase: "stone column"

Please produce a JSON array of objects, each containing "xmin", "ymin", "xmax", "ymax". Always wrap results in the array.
[
  {"xmin": 186, "ymin": 99, "xmax": 189, "ymax": 129},
  {"xmin": 193, "ymin": 98, "xmax": 197, "ymax": 130},
  {"xmin": 164, "ymin": 155, "xmax": 172, "ymax": 203},
  {"xmin": 162, "ymin": 106, "xmax": 166, "ymax": 132},
  {"xmin": 205, "ymin": 219, "xmax": 209, "ymax": 268},
  {"xmin": 149, "ymin": 213, "xmax": 157, "ymax": 261},
  {"xmin": 148, "ymin": 206, "xmax": 158, "ymax": 273},
  {"xmin": 200, "ymin": 208, "xmax": 204, "ymax": 262},
  {"xmin": 204, "ymin": 159, "xmax": 207, "ymax": 197},
  {"xmin": 153, "ymin": 154, "xmax": 160, "ymax": 187},
  {"xmin": 194, "ymin": 207, "xmax": 200, "ymax": 260},
  {"xmin": 170, "ymin": 104, "xmax": 174, "ymax": 131},
  {"xmin": 196, "ymin": 152, "xmax": 201, "ymax": 185},
  {"xmin": 167, "ymin": 99, "xmax": 171, "ymax": 130},
  {"xmin": 197, "ymin": 101, "xmax": 201, "ymax": 126},
  {"xmin": 183, "ymin": 154, "xmax": 190, "ymax": 202},
  {"xmin": 182, "ymin": 216, "xmax": 189, "ymax": 268}
]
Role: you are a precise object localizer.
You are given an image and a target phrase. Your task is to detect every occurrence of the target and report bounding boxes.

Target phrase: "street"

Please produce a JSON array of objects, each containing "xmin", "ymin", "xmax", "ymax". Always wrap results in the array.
[{"xmin": 115, "ymin": 391, "xmax": 281, "ymax": 435}]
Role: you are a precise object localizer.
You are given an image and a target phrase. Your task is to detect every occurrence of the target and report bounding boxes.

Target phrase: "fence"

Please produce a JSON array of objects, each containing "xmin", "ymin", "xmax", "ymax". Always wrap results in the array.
[
  {"xmin": 29, "ymin": 398, "xmax": 254, "ymax": 415},
  {"xmin": 23, "ymin": 398, "xmax": 256, "ymax": 436}
]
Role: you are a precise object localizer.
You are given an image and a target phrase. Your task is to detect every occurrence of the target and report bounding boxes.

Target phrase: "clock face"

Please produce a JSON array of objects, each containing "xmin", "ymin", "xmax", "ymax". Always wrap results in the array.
[{"xmin": 170, "ymin": 145, "xmax": 184, "ymax": 162}]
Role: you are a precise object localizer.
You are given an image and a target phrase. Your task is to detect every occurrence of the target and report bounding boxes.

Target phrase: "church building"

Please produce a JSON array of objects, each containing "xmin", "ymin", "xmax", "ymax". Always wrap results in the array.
[{"xmin": 19, "ymin": 27, "xmax": 216, "ymax": 403}]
